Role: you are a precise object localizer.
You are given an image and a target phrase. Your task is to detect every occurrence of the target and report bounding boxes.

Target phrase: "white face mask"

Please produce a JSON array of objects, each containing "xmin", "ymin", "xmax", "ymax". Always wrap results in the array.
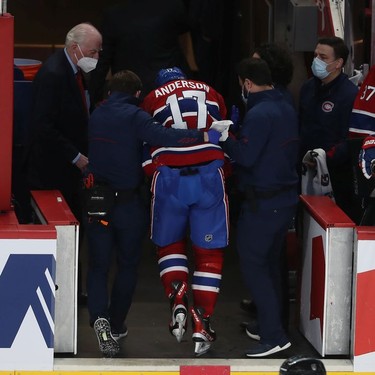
[
  {"xmin": 241, "ymin": 84, "xmax": 248, "ymax": 104},
  {"xmin": 75, "ymin": 44, "xmax": 98, "ymax": 73}
]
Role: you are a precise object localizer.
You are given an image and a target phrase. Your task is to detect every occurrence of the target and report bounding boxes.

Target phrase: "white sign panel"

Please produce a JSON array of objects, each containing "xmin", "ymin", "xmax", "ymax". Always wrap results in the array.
[{"xmin": 0, "ymin": 238, "xmax": 56, "ymax": 370}]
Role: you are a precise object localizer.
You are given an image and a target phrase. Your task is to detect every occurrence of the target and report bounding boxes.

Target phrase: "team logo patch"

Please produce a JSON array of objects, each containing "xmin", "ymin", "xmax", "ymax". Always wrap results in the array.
[
  {"xmin": 205, "ymin": 234, "xmax": 213, "ymax": 242},
  {"xmin": 363, "ymin": 137, "xmax": 375, "ymax": 148},
  {"xmin": 322, "ymin": 101, "xmax": 334, "ymax": 112}
]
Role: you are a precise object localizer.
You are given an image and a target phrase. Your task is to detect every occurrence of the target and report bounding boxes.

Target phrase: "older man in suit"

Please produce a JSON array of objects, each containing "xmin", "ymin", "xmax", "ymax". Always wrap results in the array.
[
  {"xmin": 26, "ymin": 23, "xmax": 102, "ymax": 306},
  {"xmin": 27, "ymin": 23, "xmax": 102, "ymax": 220}
]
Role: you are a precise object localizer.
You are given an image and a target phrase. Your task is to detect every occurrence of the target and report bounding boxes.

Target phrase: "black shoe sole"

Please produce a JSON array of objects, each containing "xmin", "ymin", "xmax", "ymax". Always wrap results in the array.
[{"xmin": 93, "ymin": 318, "xmax": 120, "ymax": 357}]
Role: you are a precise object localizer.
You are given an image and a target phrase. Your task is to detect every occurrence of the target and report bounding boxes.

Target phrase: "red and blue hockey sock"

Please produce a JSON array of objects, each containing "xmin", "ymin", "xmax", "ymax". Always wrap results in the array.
[
  {"xmin": 191, "ymin": 245, "xmax": 224, "ymax": 317},
  {"xmin": 157, "ymin": 241, "xmax": 189, "ymax": 298}
]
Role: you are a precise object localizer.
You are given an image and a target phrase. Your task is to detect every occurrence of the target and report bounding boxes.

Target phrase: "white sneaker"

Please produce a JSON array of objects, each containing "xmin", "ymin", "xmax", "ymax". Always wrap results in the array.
[{"xmin": 245, "ymin": 341, "xmax": 291, "ymax": 357}]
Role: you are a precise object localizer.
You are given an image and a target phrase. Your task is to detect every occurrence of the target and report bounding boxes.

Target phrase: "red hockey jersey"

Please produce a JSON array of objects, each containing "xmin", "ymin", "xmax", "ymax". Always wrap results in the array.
[
  {"xmin": 141, "ymin": 79, "xmax": 227, "ymax": 174},
  {"xmin": 349, "ymin": 65, "xmax": 375, "ymax": 138}
]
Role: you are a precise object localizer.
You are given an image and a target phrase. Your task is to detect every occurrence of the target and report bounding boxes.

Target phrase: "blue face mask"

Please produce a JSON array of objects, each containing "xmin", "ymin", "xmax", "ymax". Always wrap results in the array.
[{"xmin": 311, "ymin": 57, "xmax": 334, "ymax": 80}]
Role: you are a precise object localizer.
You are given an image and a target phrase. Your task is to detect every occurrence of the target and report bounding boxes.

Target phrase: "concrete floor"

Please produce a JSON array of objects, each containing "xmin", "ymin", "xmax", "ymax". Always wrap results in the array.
[{"xmin": 73, "ymin": 237, "xmax": 324, "ymax": 360}]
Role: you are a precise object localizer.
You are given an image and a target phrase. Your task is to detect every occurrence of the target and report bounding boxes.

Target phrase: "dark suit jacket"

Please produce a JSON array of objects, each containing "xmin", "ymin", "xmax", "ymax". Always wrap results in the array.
[{"xmin": 27, "ymin": 49, "xmax": 88, "ymax": 211}]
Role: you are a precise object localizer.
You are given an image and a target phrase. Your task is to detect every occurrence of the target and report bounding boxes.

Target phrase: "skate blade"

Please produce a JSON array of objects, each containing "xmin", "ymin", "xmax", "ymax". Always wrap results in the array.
[
  {"xmin": 172, "ymin": 320, "xmax": 186, "ymax": 343},
  {"xmin": 173, "ymin": 328, "xmax": 185, "ymax": 343},
  {"xmin": 194, "ymin": 341, "xmax": 211, "ymax": 356},
  {"xmin": 175, "ymin": 311, "xmax": 187, "ymax": 324}
]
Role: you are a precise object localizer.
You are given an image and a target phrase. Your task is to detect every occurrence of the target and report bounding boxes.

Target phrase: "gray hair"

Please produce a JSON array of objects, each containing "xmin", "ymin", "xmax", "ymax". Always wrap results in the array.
[{"xmin": 65, "ymin": 23, "xmax": 97, "ymax": 47}]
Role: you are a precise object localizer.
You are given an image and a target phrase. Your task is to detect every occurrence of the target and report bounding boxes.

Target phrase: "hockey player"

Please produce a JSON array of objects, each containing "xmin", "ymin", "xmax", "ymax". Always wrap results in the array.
[
  {"xmin": 349, "ymin": 65, "xmax": 375, "ymax": 138},
  {"xmin": 354, "ymin": 65, "xmax": 375, "ymax": 181},
  {"xmin": 85, "ymin": 70, "xmax": 222, "ymax": 358},
  {"xmin": 141, "ymin": 67, "xmax": 229, "ymax": 356},
  {"xmin": 347, "ymin": 64, "xmax": 375, "ymax": 224}
]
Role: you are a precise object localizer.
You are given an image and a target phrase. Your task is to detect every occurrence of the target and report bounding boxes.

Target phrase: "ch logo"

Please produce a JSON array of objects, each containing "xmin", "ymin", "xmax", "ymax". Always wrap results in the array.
[
  {"xmin": 0, "ymin": 254, "xmax": 56, "ymax": 348},
  {"xmin": 322, "ymin": 101, "xmax": 334, "ymax": 112}
]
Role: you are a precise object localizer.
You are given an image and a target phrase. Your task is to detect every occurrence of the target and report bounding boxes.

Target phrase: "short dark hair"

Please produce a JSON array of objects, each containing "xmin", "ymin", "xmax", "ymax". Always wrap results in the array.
[
  {"xmin": 237, "ymin": 57, "xmax": 273, "ymax": 86},
  {"xmin": 253, "ymin": 43, "xmax": 294, "ymax": 86},
  {"xmin": 108, "ymin": 70, "xmax": 142, "ymax": 95},
  {"xmin": 317, "ymin": 36, "xmax": 350, "ymax": 64}
]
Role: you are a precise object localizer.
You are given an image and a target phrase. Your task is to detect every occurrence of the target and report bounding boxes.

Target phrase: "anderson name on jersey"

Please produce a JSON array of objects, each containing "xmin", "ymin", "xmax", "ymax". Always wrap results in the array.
[{"xmin": 154, "ymin": 80, "xmax": 211, "ymax": 98}]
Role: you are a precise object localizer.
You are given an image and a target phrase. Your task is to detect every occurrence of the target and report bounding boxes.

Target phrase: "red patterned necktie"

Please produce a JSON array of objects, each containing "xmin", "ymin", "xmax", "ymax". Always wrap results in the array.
[{"xmin": 76, "ymin": 70, "xmax": 88, "ymax": 113}]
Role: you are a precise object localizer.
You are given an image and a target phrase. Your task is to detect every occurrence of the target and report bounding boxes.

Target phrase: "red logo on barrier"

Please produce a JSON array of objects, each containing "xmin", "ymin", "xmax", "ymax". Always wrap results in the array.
[
  {"xmin": 354, "ymin": 270, "xmax": 375, "ymax": 356},
  {"xmin": 310, "ymin": 235, "xmax": 326, "ymax": 336}
]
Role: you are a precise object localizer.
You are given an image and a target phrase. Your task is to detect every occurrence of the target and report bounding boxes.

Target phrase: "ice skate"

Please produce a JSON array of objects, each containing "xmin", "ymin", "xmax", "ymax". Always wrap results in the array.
[
  {"xmin": 191, "ymin": 306, "xmax": 216, "ymax": 356},
  {"xmin": 169, "ymin": 281, "xmax": 188, "ymax": 342}
]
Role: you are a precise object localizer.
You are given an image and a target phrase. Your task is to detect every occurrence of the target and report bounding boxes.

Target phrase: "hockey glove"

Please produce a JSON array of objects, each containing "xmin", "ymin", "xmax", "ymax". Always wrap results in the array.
[{"xmin": 359, "ymin": 135, "xmax": 375, "ymax": 179}]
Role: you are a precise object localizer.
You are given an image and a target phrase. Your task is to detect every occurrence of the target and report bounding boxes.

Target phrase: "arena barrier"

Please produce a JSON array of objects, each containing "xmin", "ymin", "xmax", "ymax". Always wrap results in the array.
[
  {"xmin": 0, "ymin": 190, "xmax": 79, "ymax": 371},
  {"xmin": 0, "ymin": 209, "xmax": 56, "ymax": 370},
  {"xmin": 352, "ymin": 226, "xmax": 375, "ymax": 372},
  {"xmin": 299, "ymin": 195, "xmax": 355, "ymax": 356},
  {"xmin": 31, "ymin": 190, "xmax": 79, "ymax": 354}
]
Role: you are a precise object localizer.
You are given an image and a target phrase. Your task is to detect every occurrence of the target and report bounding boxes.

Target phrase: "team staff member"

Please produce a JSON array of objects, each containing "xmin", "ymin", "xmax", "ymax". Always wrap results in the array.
[
  {"xmin": 299, "ymin": 36, "xmax": 358, "ymax": 220},
  {"xmin": 240, "ymin": 42, "xmax": 296, "ymax": 324},
  {"xmin": 141, "ymin": 67, "xmax": 229, "ymax": 356},
  {"xmin": 221, "ymin": 58, "xmax": 299, "ymax": 357},
  {"xmin": 85, "ymin": 70, "xmax": 221, "ymax": 358}
]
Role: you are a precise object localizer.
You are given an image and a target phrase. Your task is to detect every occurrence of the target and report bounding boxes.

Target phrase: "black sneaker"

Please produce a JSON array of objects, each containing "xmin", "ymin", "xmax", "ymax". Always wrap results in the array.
[
  {"xmin": 169, "ymin": 281, "xmax": 188, "ymax": 342},
  {"xmin": 93, "ymin": 318, "xmax": 120, "ymax": 357},
  {"xmin": 241, "ymin": 322, "xmax": 260, "ymax": 341},
  {"xmin": 240, "ymin": 298, "xmax": 257, "ymax": 315},
  {"xmin": 111, "ymin": 325, "xmax": 128, "ymax": 341},
  {"xmin": 191, "ymin": 306, "xmax": 216, "ymax": 356},
  {"xmin": 245, "ymin": 341, "xmax": 291, "ymax": 357}
]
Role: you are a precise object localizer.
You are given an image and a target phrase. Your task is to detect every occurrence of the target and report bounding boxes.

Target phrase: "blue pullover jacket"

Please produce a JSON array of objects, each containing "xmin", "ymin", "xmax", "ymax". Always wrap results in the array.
[
  {"xmin": 88, "ymin": 92, "xmax": 204, "ymax": 190},
  {"xmin": 222, "ymin": 89, "xmax": 299, "ymax": 210},
  {"xmin": 299, "ymin": 73, "xmax": 358, "ymax": 167}
]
